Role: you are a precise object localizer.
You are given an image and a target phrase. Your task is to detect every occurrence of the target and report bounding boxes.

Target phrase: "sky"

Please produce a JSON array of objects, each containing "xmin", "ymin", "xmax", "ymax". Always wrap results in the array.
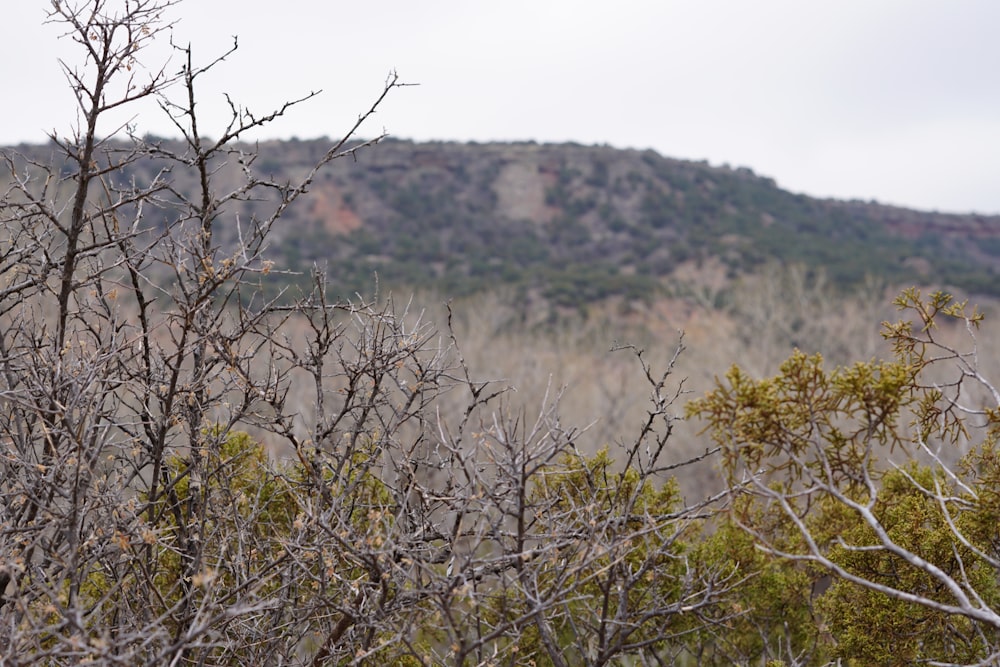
[{"xmin": 4, "ymin": 1, "xmax": 1000, "ymax": 214}]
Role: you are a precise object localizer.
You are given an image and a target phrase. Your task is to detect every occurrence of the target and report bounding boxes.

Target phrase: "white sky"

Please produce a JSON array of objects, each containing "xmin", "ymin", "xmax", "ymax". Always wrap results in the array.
[{"xmin": 5, "ymin": 1, "xmax": 1000, "ymax": 214}]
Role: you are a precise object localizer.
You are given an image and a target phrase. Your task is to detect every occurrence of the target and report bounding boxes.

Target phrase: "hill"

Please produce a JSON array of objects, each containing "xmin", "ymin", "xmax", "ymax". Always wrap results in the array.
[{"xmin": 7, "ymin": 138, "xmax": 999, "ymax": 305}]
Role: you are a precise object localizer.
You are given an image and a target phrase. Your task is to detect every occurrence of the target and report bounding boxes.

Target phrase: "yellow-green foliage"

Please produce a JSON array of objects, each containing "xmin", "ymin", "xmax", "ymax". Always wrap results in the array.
[
  {"xmin": 141, "ymin": 432, "xmax": 291, "ymax": 618},
  {"xmin": 686, "ymin": 290, "xmax": 1000, "ymax": 665},
  {"xmin": 961, "ymin": 440, "xmax": 1000, "ymax": 556},
  {"xmin": 60, "ymin": 429, "xmax": 305, "ymax": 650},
  {"xmin": 519, "ymin": 449, "xmax": 691, "ymax": 659},
  {"xmin": 688, "ymin": 350, "xmax": 918, "ymax": 491},
  {"xmin": 439, "ymin": 449, "xmax": 693, "ymax": 666},
  {"xmin": 820, "ymin": 464, "xmax": 999, "ymax": 665},
  {"xmin": 685, "ymin": 506, "xmax": 830, "ymax": 665},
  {"xmin": 530, "ymin": 449, "xmax": 681, "ymax": 529}
]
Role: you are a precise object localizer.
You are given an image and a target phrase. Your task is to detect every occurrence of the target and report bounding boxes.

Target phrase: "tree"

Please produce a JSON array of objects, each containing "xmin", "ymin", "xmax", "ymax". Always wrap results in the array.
[
  {"xmin": 0, "ymin": 2, "xmax": 732, "ymax": 664},
  {"xmin": 688, "ymin": 289, "xmax": 1000, "ymax": 666}
]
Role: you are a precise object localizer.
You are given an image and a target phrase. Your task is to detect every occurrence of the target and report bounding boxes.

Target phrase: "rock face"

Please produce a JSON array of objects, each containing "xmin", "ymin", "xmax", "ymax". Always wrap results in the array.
[
  {"xmin": 5, "ymin": 138, "xmax": 1000, "ymax": 303},
  {"xmin": 493, "ymin": 159, "xmax": 558, "ymax": 224}
]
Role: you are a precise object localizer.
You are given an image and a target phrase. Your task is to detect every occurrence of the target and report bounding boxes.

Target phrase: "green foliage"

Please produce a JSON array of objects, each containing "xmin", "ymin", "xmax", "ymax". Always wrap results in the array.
[
  {"xmin": 128, "ymin": 430, "xmax": 300, "ymax": 629},
  {"xmin": 684, "ymin": 513, "xmax": 829, "ymax": 665},
  {"xmin": 442, "ymin": 449, "xmax": 698, "ymax": 665},
  {"xmin": 687, "ymin": 290, "xmax": 1000, "ymax": 665},
  {"xmin": 690, "ymin": 350, "xmax": 918, "ymax": 492},
  {"xmin": 820, "ymin": 465, "xmax": 999, "ymax": 665}
]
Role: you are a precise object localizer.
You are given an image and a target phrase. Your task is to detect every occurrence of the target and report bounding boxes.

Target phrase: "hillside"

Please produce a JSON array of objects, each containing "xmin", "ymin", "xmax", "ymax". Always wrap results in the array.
[
  {"xmin": 261, "ymin": 138, "xmax": 1000, "ymax": 303},
  {"xmin": 7, "ymin": 138, "xmax": 1000, "ymax": 305}
]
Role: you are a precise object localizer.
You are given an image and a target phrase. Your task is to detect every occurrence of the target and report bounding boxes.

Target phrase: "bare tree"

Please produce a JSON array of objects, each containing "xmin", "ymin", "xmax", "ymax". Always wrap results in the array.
[
  {"xmin": 0, "ymin": 1, "xmax": 395, "ymax": 662},
  {"xmin": 0, "ymin": 2, "xmax": 737, "ymax": 665}
]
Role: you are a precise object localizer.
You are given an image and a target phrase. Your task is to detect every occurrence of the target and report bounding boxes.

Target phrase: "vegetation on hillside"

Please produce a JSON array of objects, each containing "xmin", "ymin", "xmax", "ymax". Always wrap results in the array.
[{"xmin": 8, "ymin": 138, "xmax": 999, "ymax": 308}]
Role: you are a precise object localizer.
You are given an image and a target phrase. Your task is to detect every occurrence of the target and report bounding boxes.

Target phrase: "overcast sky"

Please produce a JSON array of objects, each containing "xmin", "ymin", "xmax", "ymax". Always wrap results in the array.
[{"xmin": 5, "ymin": 1, "xmax": 1000, "ymax": 214}]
